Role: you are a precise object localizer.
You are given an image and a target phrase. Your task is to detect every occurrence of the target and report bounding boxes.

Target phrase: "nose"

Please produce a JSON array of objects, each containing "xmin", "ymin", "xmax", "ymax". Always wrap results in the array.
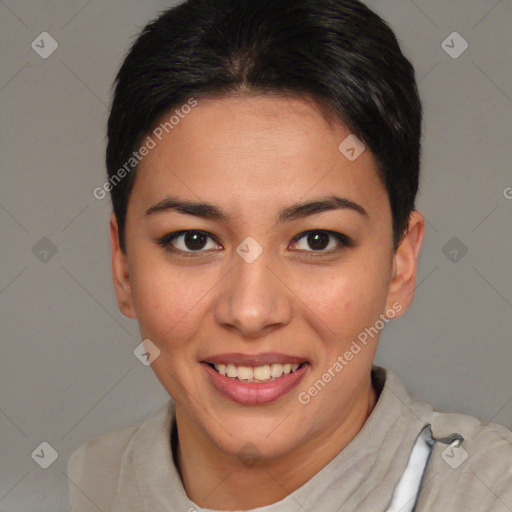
[{"xmin": 213, "ymin": 250, "xmax": 293, "ymax": 338}]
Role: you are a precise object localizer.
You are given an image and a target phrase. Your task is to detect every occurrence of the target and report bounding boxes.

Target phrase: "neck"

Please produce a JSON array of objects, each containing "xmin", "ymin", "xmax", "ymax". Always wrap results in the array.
[{"xmin": 176, "ymin": 377, "xmax": 377, "ymax": 510}]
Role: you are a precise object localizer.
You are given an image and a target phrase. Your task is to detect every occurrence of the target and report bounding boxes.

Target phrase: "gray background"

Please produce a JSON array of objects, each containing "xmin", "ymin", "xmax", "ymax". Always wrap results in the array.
[{"xmin": 1, "ymin": 0, "xmax": 511, "ymax": 510}]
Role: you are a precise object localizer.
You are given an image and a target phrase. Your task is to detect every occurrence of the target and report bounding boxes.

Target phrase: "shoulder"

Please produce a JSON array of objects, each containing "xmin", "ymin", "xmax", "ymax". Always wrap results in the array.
[
  {"xmin": 67, "ymin": 400, "xmax": 174, "ymax": 512},
  {"xmin": 67, "ymin": 400, "xmax": 175, "ymax": 512},
  {"xmin": 67, "ymin": 422, "xmax": 141, "ymax": 512},
  {"xmin": 383, "ymin": 367, "xmax": 512, "ymax": 464},
  {"xmin": 381, "ymin": 367, "xmax": 512, "ymax": 510},
  {"xmin": 420, "ymin": 410, "xmax": 512, "ymax": 510}
]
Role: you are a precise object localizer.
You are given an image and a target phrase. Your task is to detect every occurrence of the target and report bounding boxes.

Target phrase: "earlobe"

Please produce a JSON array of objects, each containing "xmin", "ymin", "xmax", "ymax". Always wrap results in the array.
[
  {"xmin": 385, "ymin": 211, "xmax": 425, "ymax": 316},
  {"xmin": 109, "ymin": 214, "xmax": 137, "ymax": 319}
]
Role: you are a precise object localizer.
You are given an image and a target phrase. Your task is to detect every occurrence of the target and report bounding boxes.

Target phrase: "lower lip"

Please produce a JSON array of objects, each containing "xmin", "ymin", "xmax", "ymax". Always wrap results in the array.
[{"xmin": 202, "ymin": 363, "xmax": 310, "ymax": 405}]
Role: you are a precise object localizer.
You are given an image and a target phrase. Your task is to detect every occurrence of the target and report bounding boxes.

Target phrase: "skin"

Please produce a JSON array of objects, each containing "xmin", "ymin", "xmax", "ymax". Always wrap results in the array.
[{"xmin": 110, "ymin": 93, "xmax": 425, "ymax": 510}]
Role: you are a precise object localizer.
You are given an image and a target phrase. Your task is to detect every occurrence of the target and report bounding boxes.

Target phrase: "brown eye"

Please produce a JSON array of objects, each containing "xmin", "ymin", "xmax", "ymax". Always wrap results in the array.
[
  {"xmin": 182, "ymin": 232, "xmax": 208, "ymax": 250},
  {"xmin": 292, "ymin": 230, "xmax": 351, "ymax": 253},
  {"xmin": 158, "ymin": 230, "xmax": 221, "ymax": 254},
  {"xmin": 306, "ymin": 232, "xmax": 330, "ymax": 250}
]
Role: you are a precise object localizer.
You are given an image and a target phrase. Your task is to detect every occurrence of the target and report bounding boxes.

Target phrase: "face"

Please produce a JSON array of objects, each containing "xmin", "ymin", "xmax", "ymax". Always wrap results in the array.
[{"xmin": 110, "ymin": 93, "xmax": 424, "ymax": 462}]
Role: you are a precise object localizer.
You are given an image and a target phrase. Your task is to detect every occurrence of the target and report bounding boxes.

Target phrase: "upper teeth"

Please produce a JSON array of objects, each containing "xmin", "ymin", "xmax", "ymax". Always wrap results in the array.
[{"xmin": 213, "ymin": 363, "xmax": 301, "ymax": 381}]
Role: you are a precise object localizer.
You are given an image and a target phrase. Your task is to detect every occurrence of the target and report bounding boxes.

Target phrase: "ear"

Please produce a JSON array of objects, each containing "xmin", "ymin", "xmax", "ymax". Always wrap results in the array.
[
  {"xmin": 384, "ymin": 210, "xmax": 425, "ymax": 318},
  {"xmin": 110, "ymin": 214, "xmax": 136, "ymax": 319}
]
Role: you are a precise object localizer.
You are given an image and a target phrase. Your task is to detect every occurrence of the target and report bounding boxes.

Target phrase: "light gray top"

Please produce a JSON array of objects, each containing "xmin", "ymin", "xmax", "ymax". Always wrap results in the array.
[{"xmin": 67, "ymin": 366, "xmax": 512, "ymax": 511}]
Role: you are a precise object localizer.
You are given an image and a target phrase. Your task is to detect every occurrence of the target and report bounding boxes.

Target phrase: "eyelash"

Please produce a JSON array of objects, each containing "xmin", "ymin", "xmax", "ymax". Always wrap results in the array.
[{"xmin": 156, "ymin": 230, "xmax": 353, "ymax": 258}]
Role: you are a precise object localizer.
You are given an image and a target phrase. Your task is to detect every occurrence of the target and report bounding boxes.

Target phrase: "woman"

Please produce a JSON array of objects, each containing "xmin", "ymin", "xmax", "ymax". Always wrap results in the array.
[{"xmin": 69, "ymin": 0, "xmax": 512, "ymax": 510}]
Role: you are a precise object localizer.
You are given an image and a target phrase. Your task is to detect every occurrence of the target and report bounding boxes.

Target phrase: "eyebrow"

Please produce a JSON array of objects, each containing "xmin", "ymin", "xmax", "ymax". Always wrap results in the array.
[{"xmin": 145, "ymin": 195, "xmax": 368, "ymax": 223}]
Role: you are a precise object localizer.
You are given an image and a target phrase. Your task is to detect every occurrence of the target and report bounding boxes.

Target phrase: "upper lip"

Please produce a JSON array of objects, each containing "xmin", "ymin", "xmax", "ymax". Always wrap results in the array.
[{"xmin": 202, "ymin": 352, "xmax": 309, "ymax": 366}]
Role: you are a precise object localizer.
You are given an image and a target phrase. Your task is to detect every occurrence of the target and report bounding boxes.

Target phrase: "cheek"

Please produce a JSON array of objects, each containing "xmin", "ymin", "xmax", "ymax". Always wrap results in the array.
[
  {"xmin": 311, "ymin": 262, "xmax": 389, "ymax": 342},
  {"xmin": 129, "ymin": 258, "xmax": 215, "ymax": 344}
]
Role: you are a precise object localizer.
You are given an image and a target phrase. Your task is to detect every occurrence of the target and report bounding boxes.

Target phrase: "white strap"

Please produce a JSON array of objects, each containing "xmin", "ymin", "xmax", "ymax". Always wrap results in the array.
[{"xmin": 385, "ymin": 424, "xmax": 435, "ymax": 512}]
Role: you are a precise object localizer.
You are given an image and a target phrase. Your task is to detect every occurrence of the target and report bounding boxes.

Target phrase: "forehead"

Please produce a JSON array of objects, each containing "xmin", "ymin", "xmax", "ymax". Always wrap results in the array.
[{"xmin": 130, "ymin": 94, "xmax": 387, "ymax": 221}]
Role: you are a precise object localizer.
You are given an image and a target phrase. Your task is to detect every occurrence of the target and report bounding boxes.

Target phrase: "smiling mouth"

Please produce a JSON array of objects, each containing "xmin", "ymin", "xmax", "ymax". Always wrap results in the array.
[{"xmin": 203, "ymin": 362, "xmax": 309, "ymax": 383}]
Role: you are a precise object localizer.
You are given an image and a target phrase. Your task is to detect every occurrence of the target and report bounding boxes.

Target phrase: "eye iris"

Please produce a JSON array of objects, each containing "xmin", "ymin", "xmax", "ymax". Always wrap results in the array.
[
  {"xmin": 308, "ymin": 232, "xmax": 329, "ymax": 250},
  {"xmin": 185, "ymin": 232, "xmax": 207, "ymax": 250}
]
